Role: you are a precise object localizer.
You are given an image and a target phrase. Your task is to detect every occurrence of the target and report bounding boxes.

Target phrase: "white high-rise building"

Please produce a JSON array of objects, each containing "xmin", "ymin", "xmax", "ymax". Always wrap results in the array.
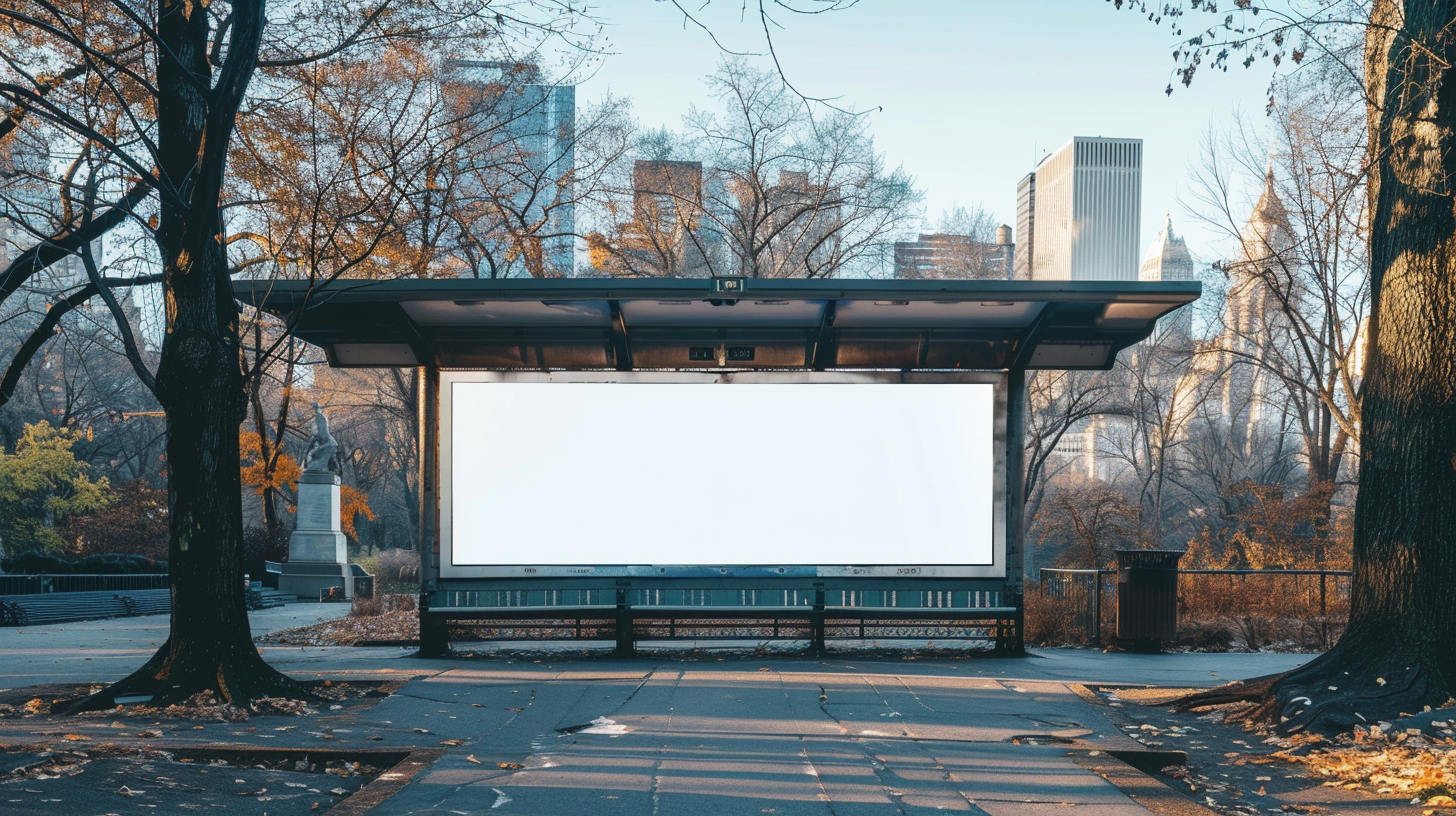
[
  {"xmin": 1140, "ymin": 211, "xmax": 1196, "ymax": 340},
  {"xmin": 1027, "ymin": 137, "xmax": 1142, "ymax": 281},
  {"xmin": 1139, "ymin": 211, "xmax": 1194, "ymax": 283}
]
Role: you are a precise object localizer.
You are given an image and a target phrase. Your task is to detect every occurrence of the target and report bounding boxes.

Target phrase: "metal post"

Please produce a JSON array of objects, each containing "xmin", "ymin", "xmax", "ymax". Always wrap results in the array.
[
  {"xmin": 811, "ymin": 583, "xmax": 826, "ymax": 656},
  {"xmin": 417, "ymin": 366, "xmax": 449, "ymax": 657},
  {"xmin": 1003, "ymin": 367, "xmax": 1027, "ymax": 654},
  {"xmin": 614, "ymin": 581, "xmax": 633, "ymax": 657},
  {"xmin": 1092, "ymin": 571, "xmax": 1102, "ymax": 645},
  {"xmin": 1320, "ymin": 572, "xmax": 1327, "ymax": 617}
]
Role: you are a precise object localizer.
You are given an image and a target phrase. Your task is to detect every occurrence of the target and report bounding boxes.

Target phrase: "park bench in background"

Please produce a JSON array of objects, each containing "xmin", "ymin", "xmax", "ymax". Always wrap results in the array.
[
  {"xmin": 0, "ymin": 589, "xmax": 168, "ymax": 626},
  {"xmin": 0, "ymin": 581, "xmax": 294, "ymax": 626}
]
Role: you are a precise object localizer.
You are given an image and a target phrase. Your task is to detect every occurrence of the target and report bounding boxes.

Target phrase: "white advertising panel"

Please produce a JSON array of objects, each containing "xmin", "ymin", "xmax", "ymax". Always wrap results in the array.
[{"xmin": 439, "ymin": 372, "xmax": 1005, "ymax": 578}]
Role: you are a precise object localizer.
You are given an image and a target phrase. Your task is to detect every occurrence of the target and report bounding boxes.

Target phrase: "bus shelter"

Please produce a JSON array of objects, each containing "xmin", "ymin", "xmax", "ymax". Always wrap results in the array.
[{"xmin": 240, "ymin": 277, "xmax": 1199, "ymax": 655}]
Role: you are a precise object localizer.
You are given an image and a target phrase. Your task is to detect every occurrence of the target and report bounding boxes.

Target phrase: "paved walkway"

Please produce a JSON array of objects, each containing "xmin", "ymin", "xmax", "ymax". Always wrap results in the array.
[{"xmin": 0, "ymin": 609, "xmax": 1317, "ymax": 815}]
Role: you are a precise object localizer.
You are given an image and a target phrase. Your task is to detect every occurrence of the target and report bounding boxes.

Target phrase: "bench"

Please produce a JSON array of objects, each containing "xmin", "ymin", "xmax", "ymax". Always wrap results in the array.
[
  {"xmin": 0, "ymin": 589, "xmax": 171, "ymax": 626},
  {"xmin": 423, "ymin": 585, "xmax": 1022, "ymax": 655}
]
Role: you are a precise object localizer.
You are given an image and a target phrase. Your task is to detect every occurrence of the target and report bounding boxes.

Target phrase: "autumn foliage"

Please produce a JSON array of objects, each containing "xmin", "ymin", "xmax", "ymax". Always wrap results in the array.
[
  {"xmin": 239, "ymin": 431, "xmax": 301, "ymax": 498},
  {"xmin": 63, "ymin": 479, "xmax": 169, "ymax": 561},
  {"xmin": 239, "ymin": 430, "xmax": 374, "ymax": 542}
]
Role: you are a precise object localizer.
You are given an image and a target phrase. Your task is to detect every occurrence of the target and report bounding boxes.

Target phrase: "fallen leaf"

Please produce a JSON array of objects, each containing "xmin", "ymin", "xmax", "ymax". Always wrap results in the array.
[
  {"xmin": 440, "ymin": 739, "xmax": 464, "ymax": 747},
  {"xmin": 498, "ymin": 762, "xmax": 524, "ymax": 770},
  {"xmin": 465, "ymin": 755, "xmax": 482, "ymax": 764}
]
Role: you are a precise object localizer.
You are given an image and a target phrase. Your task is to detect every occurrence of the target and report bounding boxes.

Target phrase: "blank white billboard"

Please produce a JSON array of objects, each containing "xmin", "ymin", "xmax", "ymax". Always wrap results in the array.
[{"xmin": 440, "ymin": 373, "xmax": 1003, "ymax": 578}]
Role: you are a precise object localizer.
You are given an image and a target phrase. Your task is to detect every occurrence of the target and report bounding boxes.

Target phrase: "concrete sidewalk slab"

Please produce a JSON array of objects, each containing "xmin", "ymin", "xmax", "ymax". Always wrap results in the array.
[
  {"xmin": 0, "ymin": 612, "xmax": 1330, "ymax": 815},
  {"xmin": 356, "ymin": 662, "xmax": 1183, "ymax": 815},
  {"xmin": 0, "ymin": 603, "xmax": 355, "ymax": 687}
]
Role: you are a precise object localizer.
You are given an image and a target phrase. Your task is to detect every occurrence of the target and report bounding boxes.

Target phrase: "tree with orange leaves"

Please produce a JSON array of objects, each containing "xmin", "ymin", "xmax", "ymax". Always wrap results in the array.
[{"xmin": 241, "ymin": 429, "xmax": 373, "ymax": 545}]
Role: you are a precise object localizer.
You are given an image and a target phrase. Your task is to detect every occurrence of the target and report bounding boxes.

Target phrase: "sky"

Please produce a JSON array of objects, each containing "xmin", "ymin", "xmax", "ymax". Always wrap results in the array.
[{"xmin": 567, "ymin": 0, "xmax": 1285, "ymax": 265}]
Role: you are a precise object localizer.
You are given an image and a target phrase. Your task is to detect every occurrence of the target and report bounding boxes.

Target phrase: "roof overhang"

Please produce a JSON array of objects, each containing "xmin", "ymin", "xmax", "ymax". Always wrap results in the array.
[{"xmin": 235, "ymin": 278, "xmax": 1200, "ymax": 371}]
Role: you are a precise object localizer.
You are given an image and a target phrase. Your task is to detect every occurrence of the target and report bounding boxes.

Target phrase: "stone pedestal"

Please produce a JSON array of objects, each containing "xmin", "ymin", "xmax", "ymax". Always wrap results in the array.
[{"xmin": 280, "ymin": 471, "xmax": 354, "ymax": 600}]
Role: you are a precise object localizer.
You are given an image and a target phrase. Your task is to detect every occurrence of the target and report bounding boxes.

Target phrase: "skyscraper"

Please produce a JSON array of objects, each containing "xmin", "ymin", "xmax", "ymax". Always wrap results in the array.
[
  {"xmin": 1, "ymin": 136, "xmax": 102, "ymax": 285},
  {"xmin": 1139, "ymin": 211, "xmax": 1194, "ymax": 282},
  {"xmin": 1217, "ymin": 168, "xmax": 1294, "ymax": 451},
  {"xmin": 596, "ymin": 160, "xmax": 723, "ymax": 277},
  {"xmin": 1014, "ymin": 173, "xmax": 1035, "ymax": 279},
  {"xmin": 444, "ymin": 61, "xmax": 577, "ymax": 277},
  {"xmin": 1024, "ymin": 137, "xmax": 1142, "ymax": 281},
  {"xmin": 893, "ymin": 227, "xmax": 1014, "ymax": 280},
  {"xmin": 1140, "ymin": 211, "xmax": 1195, "ymax": 339}
]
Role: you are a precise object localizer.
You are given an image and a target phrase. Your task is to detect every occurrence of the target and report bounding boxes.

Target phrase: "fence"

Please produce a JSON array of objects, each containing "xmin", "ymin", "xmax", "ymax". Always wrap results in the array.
[
  {"xmin": 1037, "ymin": 568, "xmax": 1352, "ymax": 646},
  {"xmin": 0, "ymin": 573, "xmax": 170, "ymax": 596}
]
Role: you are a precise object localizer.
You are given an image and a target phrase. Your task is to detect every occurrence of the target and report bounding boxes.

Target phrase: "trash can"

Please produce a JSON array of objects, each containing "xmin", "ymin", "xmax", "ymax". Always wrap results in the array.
[{"xmin": 1115, "ymin": 549, "xmax": 1185, "ymax": 651}]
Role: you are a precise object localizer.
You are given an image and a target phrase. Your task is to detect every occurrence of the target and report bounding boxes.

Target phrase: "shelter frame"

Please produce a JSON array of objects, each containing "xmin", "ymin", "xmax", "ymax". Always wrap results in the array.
[{"xmin": 238, "ymin": 277, "xmax": 1200, "ymax": 655}]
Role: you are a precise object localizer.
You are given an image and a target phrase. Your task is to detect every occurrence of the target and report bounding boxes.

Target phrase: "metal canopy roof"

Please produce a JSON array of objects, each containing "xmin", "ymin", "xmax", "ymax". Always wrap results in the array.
[{"xmin": 236, "ymin": 278, "xmax": 1200, "ymax": 371}]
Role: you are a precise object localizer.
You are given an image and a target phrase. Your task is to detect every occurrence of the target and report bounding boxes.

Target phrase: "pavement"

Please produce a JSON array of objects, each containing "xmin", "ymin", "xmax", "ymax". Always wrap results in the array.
[{"xmin": 0, "ymin": 607, "xmax": 1334, "ymax": 816}]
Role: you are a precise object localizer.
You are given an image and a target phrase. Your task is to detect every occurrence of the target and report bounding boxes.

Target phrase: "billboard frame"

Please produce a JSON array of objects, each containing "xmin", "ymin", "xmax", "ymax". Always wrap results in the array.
[{"xmin": 437, "ymin": 370, "xmax": 1009, "ymax": 581}]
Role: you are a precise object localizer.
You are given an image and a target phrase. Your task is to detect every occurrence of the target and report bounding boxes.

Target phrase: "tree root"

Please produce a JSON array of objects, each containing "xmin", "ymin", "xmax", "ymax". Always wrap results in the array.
[
  {"xmin": 54, "ymin": 641, "xmax": 319, "ymax": 716},
  {"xmin": 1167, "ymin": 672, "xmax": 1282, "ymax": 724},
  {"xmin": 1158, "ymin": 644, "xmax": 1451, "ymax": 735}
]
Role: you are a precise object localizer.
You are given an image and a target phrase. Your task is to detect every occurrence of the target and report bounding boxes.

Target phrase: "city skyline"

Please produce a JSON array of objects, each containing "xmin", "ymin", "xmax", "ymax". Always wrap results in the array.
[{"xmin": 575, "ymin": 1, "xmax": 1282, "ymax": 269}]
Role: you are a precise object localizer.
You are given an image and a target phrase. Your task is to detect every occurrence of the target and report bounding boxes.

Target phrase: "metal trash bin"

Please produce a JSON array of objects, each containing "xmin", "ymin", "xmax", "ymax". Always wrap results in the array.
[{"xmin": 1115, "ymin": 549, "xmax": 1185, "ymax": 651}]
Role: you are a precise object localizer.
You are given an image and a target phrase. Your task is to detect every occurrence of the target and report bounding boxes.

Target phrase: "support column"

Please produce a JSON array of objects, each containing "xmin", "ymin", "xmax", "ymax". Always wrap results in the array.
[
  {"xmin": 613, "ymin": 582, "xmax": 634, "ymax": 657},
  {"xmin": 1004, "ymin": 367, "xmax": 1027, "ymax": 654},
  {"xmin": 418, "ymin": 366, "xmax": 449, "ymax": 657},
  {"xmin": 810, "ymin": 583, "xmax": 826, "ymax": 656}
]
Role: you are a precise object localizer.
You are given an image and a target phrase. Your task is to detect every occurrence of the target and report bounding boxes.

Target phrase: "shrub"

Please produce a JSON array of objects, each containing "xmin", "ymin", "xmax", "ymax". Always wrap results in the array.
[
  {"xmin": 350, "ymin": 592, "xmax": 416, "ymax": 618},
  {"xmin": 243, "ymin": 525, "xmax": 290, "ymax": 579},
  {"xmin": 0, "ymin": 552, "xmax": 167, "ymax": 574},
  {"xmin": 1177, "ymin": 572, "xmax": 1348, "ymax": 651},
  {"xmin": 350, "ymin": 593, "xmax": 383, "ymax": 617},
  {"xmin": 1023, "ymin": 585, "xmax": 1094, "ymax": 646},
  {"xmin": 372, "ymin": 548, "xmax": 420, "ymax": 593},
  {"xmin": 64, "ymin": 479, "xmax": 168, "ymax": 560}
]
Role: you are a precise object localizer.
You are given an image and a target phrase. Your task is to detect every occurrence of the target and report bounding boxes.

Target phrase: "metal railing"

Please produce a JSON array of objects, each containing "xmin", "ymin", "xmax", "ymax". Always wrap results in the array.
[
  {"xmin": 0, "ymin": 573, "xmax": 170, "ymax": 596},
  {"xmin": 1037, "ymin": 568, "xmax": 1352, "ymax": 645}
]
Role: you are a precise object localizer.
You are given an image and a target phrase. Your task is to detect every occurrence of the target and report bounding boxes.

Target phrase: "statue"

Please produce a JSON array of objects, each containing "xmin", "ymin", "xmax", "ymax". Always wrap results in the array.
[
  {"xmin": 301, "ymin": 402, "xmax": 339, "ymax": 473},
  {"xmin": 282, "ymin": 401, "xmax": 355, "ymax": 599}
]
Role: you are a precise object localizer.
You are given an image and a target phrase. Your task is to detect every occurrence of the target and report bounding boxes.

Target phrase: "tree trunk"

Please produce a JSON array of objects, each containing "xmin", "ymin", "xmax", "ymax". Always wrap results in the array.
[
  {"xmin": 250, "ymin": 375, "xmax": 281, "ymax": 541},
  {"xmin": 1185, "ymin": 1, "xmax": 1456, "ymax": 733},
  {"xmin": 62, "ymin": 0, "xmax": 307, "ymax": 712}
]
